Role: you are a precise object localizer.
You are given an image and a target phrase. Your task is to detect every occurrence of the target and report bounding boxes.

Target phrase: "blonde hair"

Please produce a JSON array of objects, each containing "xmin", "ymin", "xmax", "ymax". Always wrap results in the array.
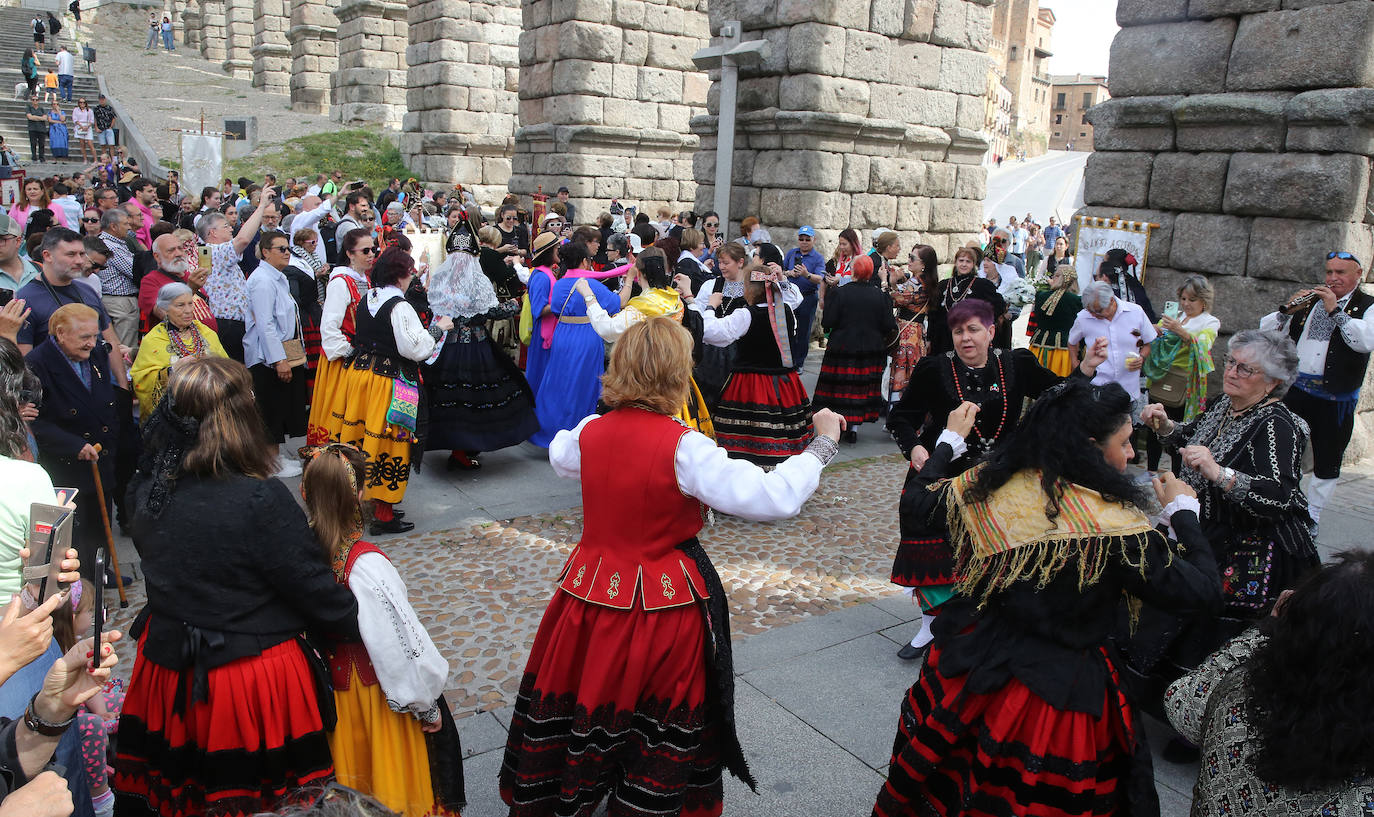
[
  {"xmin": 601, "ymin": 317, "xmax": 693, "ymax": 415},
  {"xmin": 49, "ymin": 303, "xmax": 99, "ymax": 335},
  {"xmin": 477, "ymin": 225, "xmax": 502, "ymax": 247},
  {"xmin": 302, "ymin": 444, "xmax": 369, "ymax": 560}
]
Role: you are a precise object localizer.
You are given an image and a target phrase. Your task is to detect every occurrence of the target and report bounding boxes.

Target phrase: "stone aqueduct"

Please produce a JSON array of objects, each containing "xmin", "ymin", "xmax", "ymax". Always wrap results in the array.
[{"xmin": 175, "ymin": 0, "xmax": 996, "ymax": 259}]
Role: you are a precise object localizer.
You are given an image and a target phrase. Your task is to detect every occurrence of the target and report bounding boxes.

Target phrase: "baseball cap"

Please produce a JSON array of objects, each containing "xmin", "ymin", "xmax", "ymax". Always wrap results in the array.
[
  {"xmin": 0, "ymin": 212, "xmax": 21, "ymax": 238},
  {"xmin": 797, "ymin": 225, "xmax": 815, "ymax": 237}
]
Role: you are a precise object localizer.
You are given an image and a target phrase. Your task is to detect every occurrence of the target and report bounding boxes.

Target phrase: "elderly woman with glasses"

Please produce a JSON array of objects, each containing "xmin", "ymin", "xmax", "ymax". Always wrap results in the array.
[{"xmin": 1130, "ymin": 329, "xmax": 1320, "ymax": 760}]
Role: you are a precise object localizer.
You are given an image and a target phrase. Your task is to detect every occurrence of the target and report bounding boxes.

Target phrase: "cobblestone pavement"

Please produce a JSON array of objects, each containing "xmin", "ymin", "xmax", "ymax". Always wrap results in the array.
[
  {"xmin": 74, "ymin": 6, "xmax": 335, "ymax": 162},
  {"xmin": 108, "ymin": 453, "xmax": 912, "ymax": 719}
]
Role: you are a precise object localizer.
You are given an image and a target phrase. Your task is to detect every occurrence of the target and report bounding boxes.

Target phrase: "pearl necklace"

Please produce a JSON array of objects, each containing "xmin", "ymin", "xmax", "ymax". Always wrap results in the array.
[{"xmin": 950, "ymin": 352, "xmax": 1009, "ymax": 447}]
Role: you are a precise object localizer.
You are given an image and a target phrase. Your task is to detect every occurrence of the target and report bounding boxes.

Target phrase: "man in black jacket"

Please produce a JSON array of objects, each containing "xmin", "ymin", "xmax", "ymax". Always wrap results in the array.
[{"xmin": 1261, "ymin": 251, "xmax": 1374, "ymax": 526}]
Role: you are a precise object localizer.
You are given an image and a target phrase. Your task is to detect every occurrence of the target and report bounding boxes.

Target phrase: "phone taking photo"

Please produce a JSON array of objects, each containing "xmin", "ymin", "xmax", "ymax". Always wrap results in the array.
[
  {"xmin": 92, "ymin": 550, "xmax": 105, "ymax": 653},
  {"xmin": 1163, "ymin": 300, "xmax": 1180, "ymax": 319}
]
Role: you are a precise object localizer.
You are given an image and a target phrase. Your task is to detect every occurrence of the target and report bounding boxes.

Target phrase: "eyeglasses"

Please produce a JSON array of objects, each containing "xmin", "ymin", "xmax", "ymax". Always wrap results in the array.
[
  {"xmin": 1222, "ymin": 356, "xmax": 1259, "ymax": 378},
  {"xmin": 82, "ymin": 217, "xmax": 98, "ymax": 223},
  {"xmin": 1327, "ymin": 251, "xmax": 1361, "ymax": 265},
  {"xmin": 358, "ymin": 246, "xmax": 379, "ymax": 255},
  {"xmin": 704, "ymin": 221, "xmax": 719, "ymax": 228},
  {"xmin": 266, "ymin": 244, "xmax": 288, "ymax": 254},
  {"xmin": 88, "ymin": 262, "xmax": 107, "ymax": 271}
]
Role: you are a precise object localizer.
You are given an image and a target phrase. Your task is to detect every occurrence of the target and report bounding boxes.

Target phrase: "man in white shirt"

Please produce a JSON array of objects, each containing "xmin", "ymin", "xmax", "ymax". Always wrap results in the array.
[
  {"xmin": 1069, "ymin": 281, "xmax": 1157, "ymax": 412},
  {"xmin": 288, "ymin": 193, "xmax": 334, "ymax": 268},
  {"xmin": 55, "ymin": 44, "xmax": 74, "ymax": 102},
  {"xmin": 1259, "ymin": 250, "xmax": 1374, "ymax": 523}
]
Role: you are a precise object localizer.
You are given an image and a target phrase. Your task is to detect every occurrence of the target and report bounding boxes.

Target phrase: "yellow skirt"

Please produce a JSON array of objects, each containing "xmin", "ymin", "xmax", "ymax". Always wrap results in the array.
[
  {"xmin": 329, "ymin": 669, "xmax": 437, "ymax": 817},
  {"xmin": 309, "ymin": 360, "xmax": 413, "ymax": 505},
  {"xmin": 1030, "ymin": 344, "xmax": 1074, "ymax": 378},
  {"xmin": 307, "ymin": 355, "xmax": 346, "ymax": 446},
  {"xmin": 677, "ymin": 377, "xmax": 715, "ymax": 439}
]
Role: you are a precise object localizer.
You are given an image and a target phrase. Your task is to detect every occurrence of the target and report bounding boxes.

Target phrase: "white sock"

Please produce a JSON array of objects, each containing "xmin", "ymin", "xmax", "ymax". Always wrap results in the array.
[
  {"xmin": 909, "ymin": 610, "xmax": 937, "ymax": 649},
  {"xmin": 1307, "ymin": 477, "xmax": 1339, "ymax": 525}
]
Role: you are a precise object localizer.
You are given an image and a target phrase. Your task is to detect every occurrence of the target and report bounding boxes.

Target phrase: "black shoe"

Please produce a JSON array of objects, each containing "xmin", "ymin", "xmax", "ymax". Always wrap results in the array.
[
  {"xmin": 1162, "ymin": 737, "xmax": 1200, "ymax": 764},
  {"xmin": 369, "ymin": 518, "xmax": 415, "ymax": 535},
  {"xmin": 897, "ymin": 641, "xmax": 932, "ymax": 661},
  {"xmin": 842, "ymin": 428, "xmax": 858, "ymax": 444},
  {"xmin": 104, "ymin": 570, "xmax": 133, "ymax": 589},
  {"xmin": 446, "ymin": 452, "xmax": 481, "ymax": 471},
  {"xmin": 392, "ymin": 509, "xmax": 405, "ymax": 520}
]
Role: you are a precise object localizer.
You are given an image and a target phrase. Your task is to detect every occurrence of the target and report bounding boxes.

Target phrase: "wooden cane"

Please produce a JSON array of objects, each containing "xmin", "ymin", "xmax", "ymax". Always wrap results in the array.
[{"xmin": 88, "ymin": 443, "xmax": 128, "ymax": 608}]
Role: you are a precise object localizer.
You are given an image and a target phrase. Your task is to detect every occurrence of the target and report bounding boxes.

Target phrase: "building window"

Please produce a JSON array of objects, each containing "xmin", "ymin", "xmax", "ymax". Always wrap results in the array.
[
  {"xmin": 1082, "ymin": 92, "xmax": 1093, "ymax": 109},
  {"xmin": 1055, "ymin": 114, "xmax": 1062, "ymax": 124},
  {"xmin": 1055, "ymin": 92, "xmax": 1065, "ymax": 109},
  {"xmin": 1054, "ymin": 131, "xmax": 1061, "ymax": 137},
  {"xmin": 1081, "ymin": 113, "xmax": 1088, "ymax": 125},
  {"xmin": 1079, "ymin": 132, "xmax": 1087, "ymax": 137}
]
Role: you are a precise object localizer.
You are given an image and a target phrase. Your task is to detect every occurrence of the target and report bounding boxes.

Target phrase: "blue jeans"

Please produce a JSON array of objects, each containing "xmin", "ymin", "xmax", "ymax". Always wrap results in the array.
[
  {"xmin": 791, "ymin": 292, "xmax": 818, "ymax": 370},
  {"xmin": 162, "ymin": 29, "xmax": 173, "ymax": 50},
  {"xmin": 58, "ymin": 74, "xmax": 72, "ymax": 101},
  {"xmin": 98, "ymin": 128, "xmax": 115, "ymax": 145}
]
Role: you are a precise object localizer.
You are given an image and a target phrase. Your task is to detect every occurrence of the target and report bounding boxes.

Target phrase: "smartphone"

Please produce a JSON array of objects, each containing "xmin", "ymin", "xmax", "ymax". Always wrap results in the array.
[
  {"xmin": 198, "ymin": 244, "xmax": 212, "ymax": 274},
  {"xmin": 0, "ymin": 288, "xmax": 12, "ymax": 307},
  {"xmin": 1163, "ymin": 300, "xmax": 1180, "ymax": 319},
  {"xmin": 92, "ymin": 550, "xmax": 105, "ymax": 653}
]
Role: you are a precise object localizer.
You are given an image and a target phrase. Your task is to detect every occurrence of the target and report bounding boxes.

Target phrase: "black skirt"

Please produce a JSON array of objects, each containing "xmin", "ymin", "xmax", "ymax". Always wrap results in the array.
[
  {"xmin": 423, "ymin": 334, "xmax": 539, "ymax": 452},
  {"xmin": 250, "ymin": 363, "xmax": 308, "ymax": 444}
]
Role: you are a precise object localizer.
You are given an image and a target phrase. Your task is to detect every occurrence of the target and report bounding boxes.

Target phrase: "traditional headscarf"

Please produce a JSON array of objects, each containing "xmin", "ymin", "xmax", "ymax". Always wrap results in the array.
[
  {"xmin": 750, "ymin": 242, "xmax": 793, "ymax": 369},
  {"xmin": 427, "ymin": 250, "xmax": 498, "ymax": 320},
  {"xmin": 135, "ymin": 392, "xmax": 201, "ymax": 519}
]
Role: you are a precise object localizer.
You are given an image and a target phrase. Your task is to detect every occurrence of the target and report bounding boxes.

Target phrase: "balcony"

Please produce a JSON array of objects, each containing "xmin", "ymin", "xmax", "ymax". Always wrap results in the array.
[{"xmin": 1032, "ymin": 72, "xmax": 1052, "ymax": 85}]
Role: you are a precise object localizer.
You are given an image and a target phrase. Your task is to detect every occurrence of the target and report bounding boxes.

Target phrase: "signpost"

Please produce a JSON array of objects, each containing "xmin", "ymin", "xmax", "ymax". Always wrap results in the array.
[{"xmin": 692, "ymin": 21, "xmax": 768, "ymax": 233}]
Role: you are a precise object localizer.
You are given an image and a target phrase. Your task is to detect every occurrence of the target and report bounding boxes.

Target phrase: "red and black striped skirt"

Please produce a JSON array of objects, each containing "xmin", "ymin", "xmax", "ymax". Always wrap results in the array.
[
  {"xmin": 713, "ymin": 370, "xmax": 813, "ymax": 466},
  {"xmin": 500, "ymin": 590, "xmax": 724, "ymax": 817},
  {"xmin": 112, "ymin": 635, "xmax": 335, "ymax": 817},
  {"xmin": 872, "ymin": 645, "xmax": 1135, "ymax": 817},
  {"xmin": 812, "ymin": 346, "xmax": 889, "ymax": 424}
]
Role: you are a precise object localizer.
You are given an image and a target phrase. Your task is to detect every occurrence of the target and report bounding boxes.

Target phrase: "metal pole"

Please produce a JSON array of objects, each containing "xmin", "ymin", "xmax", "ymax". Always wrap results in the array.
[{"xmin": 714, "ymin": 55, "xmax": 736, "ymax": 233}]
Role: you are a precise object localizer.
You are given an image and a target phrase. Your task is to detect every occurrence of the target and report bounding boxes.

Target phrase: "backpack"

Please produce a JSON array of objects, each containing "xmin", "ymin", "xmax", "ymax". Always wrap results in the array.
[{"xmin": 319, "ymin": 218, "xmax": 340, "ymax": 266}]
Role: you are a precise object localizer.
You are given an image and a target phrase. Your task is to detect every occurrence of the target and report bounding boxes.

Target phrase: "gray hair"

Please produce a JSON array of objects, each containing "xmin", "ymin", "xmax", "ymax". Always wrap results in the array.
[
  {"xmin": 1178, "ymin": 274, "xmax": 1215, "ymax": 311},
  {"xmin": 1228, "ymin": 328, "xmax": 1299, "ymax": 397},
  {"xmin": 607, "ymin": 232, "xmax": 631, "ymax": 256},
  {"xmin": 156, "ymin": 282, "xmax": 193, "ymax": 315},
  {"xmin": 1081, "ymin": 280, "xmax": 1115, "ymax": 311},
  {"xmin": 99, "ymin": 208, "xmax": 127, "ymax": 231},
  {"xmin": 196, "ymin": 213, "xmax": 225, "ymax": 242}
]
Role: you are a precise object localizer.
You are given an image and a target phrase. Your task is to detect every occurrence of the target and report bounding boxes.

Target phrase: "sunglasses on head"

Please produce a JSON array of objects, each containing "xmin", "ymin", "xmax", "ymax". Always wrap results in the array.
[{"xmin": 1328, "ymin": 251, "xmax": 1361, "ymax": 265}]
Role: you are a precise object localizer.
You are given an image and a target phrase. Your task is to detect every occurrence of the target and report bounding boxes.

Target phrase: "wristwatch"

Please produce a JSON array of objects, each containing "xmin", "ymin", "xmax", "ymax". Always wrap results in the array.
[
  {"xmin": 1215, "ymin": 466, "xmax": 1236, "ymax": 487},
  {"xmin": 24, "ymin": 693, "xmax": 74, "ymax": 736}
]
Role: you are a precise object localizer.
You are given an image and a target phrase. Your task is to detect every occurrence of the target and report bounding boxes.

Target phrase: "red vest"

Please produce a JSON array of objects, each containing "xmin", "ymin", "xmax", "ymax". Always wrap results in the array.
[
  {"xmin": 331, "ymin": 271, "xmax": 365, "ymax": 342},
  {"xmin": 329, "ymin": 540, "xmax": 387, "ymax": 690},
  {"xmin": 557, "ymin": 408, "xmax": 709, "ymax": 610}
]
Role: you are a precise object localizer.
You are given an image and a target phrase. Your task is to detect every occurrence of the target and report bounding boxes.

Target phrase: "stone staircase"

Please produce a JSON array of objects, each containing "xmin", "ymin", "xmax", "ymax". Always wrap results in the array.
[{"xmin": 0, "ymin": 7, "xmax": 103, "ymax": 176}]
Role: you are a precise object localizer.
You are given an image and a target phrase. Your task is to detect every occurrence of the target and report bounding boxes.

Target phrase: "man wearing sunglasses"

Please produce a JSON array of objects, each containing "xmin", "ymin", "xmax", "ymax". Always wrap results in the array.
[
  {"xmin": 0, "ymin": 213, "xmax": 39, "ymax": 292},
  {"xmin": 1259, "ymin": 250, "xmax": 1374, "ymax": 525}
]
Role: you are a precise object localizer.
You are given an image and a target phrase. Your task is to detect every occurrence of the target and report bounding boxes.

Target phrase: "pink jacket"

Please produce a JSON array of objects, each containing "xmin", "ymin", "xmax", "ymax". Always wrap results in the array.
[{"xmin": 9, "ymin": 202, "xmax": 69, "ymax": 233}]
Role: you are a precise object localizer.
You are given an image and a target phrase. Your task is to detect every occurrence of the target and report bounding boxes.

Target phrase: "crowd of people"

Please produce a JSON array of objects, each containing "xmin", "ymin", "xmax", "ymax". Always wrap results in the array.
[{"xmin": 0, "ymin": 158, "xmax": 1369, "ymax": 817}]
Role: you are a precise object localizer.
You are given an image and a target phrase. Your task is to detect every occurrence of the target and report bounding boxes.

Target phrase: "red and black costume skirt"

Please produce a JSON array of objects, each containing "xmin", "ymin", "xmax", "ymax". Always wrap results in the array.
[
  {"xmin": 812, "ymin": 346, "xmax": 889, "ymax": 424},
  {"xmin": 872, "ymin": 645, "xmax": 1136, "ymax": 817},
  {"xmin": 500, "ymin": 590, "xmax": 725, "ymax": 817},
  {"xmin": 713, "ymin": 368, "xmax": 813, "ymax": 466},
  {"xmin": 112, "ymin": 634, "xmax": 335, "ymax": 817}
]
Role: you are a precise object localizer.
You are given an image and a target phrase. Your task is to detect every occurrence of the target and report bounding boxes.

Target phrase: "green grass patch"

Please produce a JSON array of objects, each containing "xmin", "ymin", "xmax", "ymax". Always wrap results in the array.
[{"xmin": 222, "ymin": 129, "xmax": 415, "ymax": 190}]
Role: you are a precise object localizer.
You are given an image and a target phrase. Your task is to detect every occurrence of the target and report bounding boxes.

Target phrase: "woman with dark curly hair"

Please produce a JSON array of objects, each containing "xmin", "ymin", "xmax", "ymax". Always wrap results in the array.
[
  {"xmin": 1164, "ymin": 550, "xmax": 1374, "ymax": 816},
  {"xmin": 872, "ymin": 379, "xmax": 1222, "ymax": 817}
]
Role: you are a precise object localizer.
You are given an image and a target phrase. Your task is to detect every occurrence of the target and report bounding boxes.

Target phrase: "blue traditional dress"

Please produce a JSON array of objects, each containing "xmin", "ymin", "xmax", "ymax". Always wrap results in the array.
[
  {"xmin": 48, "ymin": 109, "xmax": 68, "ymax": 158},
  {"xmin": 523, "ymin": 266, "xmax": 556, "ymax": 401},
  {"xmin": 529, "ymin": 275, "xmax": 621, "ymax": 447}
]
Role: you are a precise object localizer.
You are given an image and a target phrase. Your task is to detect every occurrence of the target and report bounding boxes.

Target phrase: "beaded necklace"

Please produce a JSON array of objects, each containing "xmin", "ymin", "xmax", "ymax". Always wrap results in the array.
[
  {"xmin": 166, "ymin": 321, "xmax": 207, "ymax": 359},
  {"xmin": 949, "ymin": 351, "xmax": 1009, "ymax": 447}
]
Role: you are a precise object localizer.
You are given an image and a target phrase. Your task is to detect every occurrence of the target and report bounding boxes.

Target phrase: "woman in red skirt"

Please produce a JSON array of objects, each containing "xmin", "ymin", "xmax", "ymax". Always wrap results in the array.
[
  {"xmin": 873, "ymin": 379, "xmax": 1222, "ymax": 817},
  {"xmin": 113, "ymin": 357, "xmax": 360, "ymax": 817},
  {"xmin": 711, "ymin": 244, "xmax": 814, "ymax": 466},
  {"xmin": 811, "ymin": 254, "xmax": 896, "ymax": 443},
  {"xmin": 500, "ymin": 317, "xmax": 847, "ymax": 817}
]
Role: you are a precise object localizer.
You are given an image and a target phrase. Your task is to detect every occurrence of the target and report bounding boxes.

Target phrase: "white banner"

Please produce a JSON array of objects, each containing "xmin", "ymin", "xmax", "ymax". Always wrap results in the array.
[
  {"xmin": 180, "ymin": 133, "xmax": 222, "ymax": 201},
  {"xmin": 1073, "ymin": 217, "xmax": 1154, "ymax": 295}
]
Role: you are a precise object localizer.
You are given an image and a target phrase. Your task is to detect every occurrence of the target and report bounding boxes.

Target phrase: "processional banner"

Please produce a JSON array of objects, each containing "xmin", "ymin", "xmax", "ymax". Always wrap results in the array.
[
  {"xmin": 1073, "ymin": 216, "xmax": 1154, "ymax": 294},
  {"xmin": 180, "ymin": 133, "xmax": 222, "ymax": 201}
]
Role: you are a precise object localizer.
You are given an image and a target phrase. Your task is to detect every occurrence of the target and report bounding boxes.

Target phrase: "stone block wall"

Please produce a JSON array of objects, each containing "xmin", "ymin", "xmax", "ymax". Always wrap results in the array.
[
  {"xmin": 1085, "ymin": 0, "xmax": 1374, "ymax": 462},
  {"xmin": 400, "ymin": 0, "xmax": 522, "ymax": 203},
  {"xmin": 333, "ymin": 0, "xmax": 408, "ymax": 128},
  {"xmin": 689, "ymin": 0, "xmax": 993, "ymax": 262},
  {"xmin": 181, "ymin": 0, "xmax": 201, "ymax": 49},
  {"xmin": 251, "ymin": 0, "xmax": 292, "ymax": 94},
  {"xmin": 222, "ymin": 0, "xmax": 254, "ymax": 78},
  {"xmin": 507, "ymin": 0, "xmax": 712, "ymax": 216},
  {"xmin": 198, "ymin": 0, "xmax": 227, "ymax": 62},
  {"xmin": 288, "ymin": 0, "xmax": 339, "ymax": 114}
]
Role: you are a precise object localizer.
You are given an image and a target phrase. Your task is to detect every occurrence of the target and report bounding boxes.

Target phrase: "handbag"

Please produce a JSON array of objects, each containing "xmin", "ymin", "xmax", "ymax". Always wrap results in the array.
[
  {"xmin": 517, "ymin": 293, "xmax": 534, "ymax": 345},
  {"xmin": 386, "ymin": 374, "xmax": 420, "ymax": 434},
  {"xmin": 1149, "ymin": 367, "xmax": 1189, "ymax": 408},
  {"xmin": 1220, "ymin": 535, "xmax": 1275, "ymax": 613},
  {"xmin": 280, "ymin": 309, "xmax": 307, "ymax": 368}
]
